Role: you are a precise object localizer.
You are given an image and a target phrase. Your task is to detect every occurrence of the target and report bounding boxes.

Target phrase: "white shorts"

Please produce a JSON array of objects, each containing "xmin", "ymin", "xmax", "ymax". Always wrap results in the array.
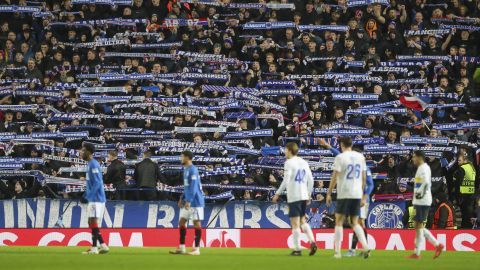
[
  {"xmin": 179, "ymin": 207, "xmax": 204, "ymax": 221},
  {"xmin": 87, "ymin": 202, "xmax": 105, "ymax": 219},
  {"xmin": 360, "ymin": 203, "xmax": 369, "ymax": 220}
]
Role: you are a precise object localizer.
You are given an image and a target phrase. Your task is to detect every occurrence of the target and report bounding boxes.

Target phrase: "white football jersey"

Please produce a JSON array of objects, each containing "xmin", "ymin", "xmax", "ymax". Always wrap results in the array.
[
  {"xmin": 333, "ymin": 151, "xmax": 366, "ymax": 199},
  {"xmin": 413, "ymin": 163, "xmax": 432, "ymax": 206},
  {"xmin": 276, "ymin": 156, "xmax": 314, "ymax": 203}
]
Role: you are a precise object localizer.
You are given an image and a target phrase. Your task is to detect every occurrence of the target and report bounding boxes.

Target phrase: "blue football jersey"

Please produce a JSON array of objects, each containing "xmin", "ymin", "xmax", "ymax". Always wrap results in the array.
[
  {"xmin": 182, "ymin": 165, "xmax": 205, "ymax": 207},
  {"xmin": 85, "ymin": 159, "xmax": 106, "ymax": 203}
]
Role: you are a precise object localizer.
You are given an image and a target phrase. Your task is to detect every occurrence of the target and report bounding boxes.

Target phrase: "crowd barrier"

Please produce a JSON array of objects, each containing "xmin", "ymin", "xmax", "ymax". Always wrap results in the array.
[
  {"xmin": 0, "ymin": 199, "xmax": 406, "ymax": 229},
  {"xmin": 0, "ymin": 228, "xmax": 478, "ymax": 251}
]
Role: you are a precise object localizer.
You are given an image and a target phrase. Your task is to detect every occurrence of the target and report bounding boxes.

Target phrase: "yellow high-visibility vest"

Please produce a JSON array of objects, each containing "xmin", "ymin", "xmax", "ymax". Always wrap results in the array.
[
  {"xmin": 408, "ymin": 206, "xmax": 415, "ymax": 228},
  {"xmin": 460, "ymin": 163, "xmax": 476, "ymax": 195}
]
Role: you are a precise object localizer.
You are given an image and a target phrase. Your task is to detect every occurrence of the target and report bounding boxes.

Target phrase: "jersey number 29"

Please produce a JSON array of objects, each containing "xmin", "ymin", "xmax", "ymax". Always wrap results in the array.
[{"xmin": 346, "ymin": 164, "xmax": 361, "ymax": 180}]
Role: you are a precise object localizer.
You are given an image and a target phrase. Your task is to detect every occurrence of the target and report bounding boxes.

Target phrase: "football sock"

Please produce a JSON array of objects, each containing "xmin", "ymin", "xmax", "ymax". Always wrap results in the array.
[
  {"xmin": 194, "ymin": 228, "xmax": 202, "ymax": 248},
  {"xmin": 351, "ymin": 232, "xmax": 358, "ymax": 250},
  {"xmin": 292, "ymin": 228, "xmax": 301, "ymax": 251},
  {"xmin": 300, "ymin": 223, "xmax": 315, "ymax": 243},
  {"xmin": 92, "ymin": 228, "xmax": 104, "ymax": 245},
  {"xmin": 180, "ymin": 225, "xmax": 187, "ymax": 245},
  {"xmin": 91, "ymin": 228, "xmax": 97, "ymax": 247},
  {"xmin": 334, "ymin": 226, "xmax": 343, "ymax": 254},
  {"xmin": 423, "ymin": 228, "xmax": 439, "ymax": 247},
  {"xmin": 415, "ymin": 229, "xmax": 424, "ymax": 256},
  {"xmin": 353, "ymin": 224, "xmax": 368, "ymax": 251}
]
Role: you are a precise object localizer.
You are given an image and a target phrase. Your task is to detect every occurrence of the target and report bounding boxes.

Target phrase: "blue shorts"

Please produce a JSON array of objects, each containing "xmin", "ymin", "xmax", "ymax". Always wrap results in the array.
[
  {"xmin": 288, "ymin": 200, "xmax": 307, "ymax": 218},
  {"xmin": 413, "ymin": 205, "xmax": 430, "ymax": 223},
  {"xmin": 335, "ymin": 199, "xmax": 361, "ymax": 217}
]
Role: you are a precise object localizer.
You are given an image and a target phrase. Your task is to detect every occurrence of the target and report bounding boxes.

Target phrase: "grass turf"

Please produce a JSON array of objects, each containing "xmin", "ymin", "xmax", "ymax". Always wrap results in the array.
[{"xmin": 0, "ymin": 247, "xmax": 478, "ymax": 270}]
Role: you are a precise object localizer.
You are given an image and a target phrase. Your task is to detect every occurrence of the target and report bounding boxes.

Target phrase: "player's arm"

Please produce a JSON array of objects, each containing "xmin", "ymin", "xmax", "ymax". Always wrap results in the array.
[
  {"xmin": 319, "ymin": 138, "xmax": 340, "ymax": 156},
  {"xmin": 414, "ymin": 171, "xmax": 428, "ymax": 199},
  {"xmin": 183, "ymin": 170, "xmax": 194, "ymax": 206},
  {"xmin": 326, "ymin": 170, "xmax": 337, "ymax": 206},
  {"xmin": 327, "ymin": 155, "xmax": 342, "ymax": 206},
  {"xmin": 306, "ymin": 167, "xmax": 314, "ymax": 197},
  {"xmin": 273, "ymin": 161, "xmax": 290, "ymax": 202},
  {"xmin": 189, "ymin": 169, "xmax": 202, "ymax": 198},
  {"xmin": 85, "ymin": 166, "xmax": 103, "ymax": 201},
  {"xmin": 365, "ymin": 169, "xmax": 374, "ymax": 196},
  {"xmin": 91, "ymin": 166, "xmax": 104, "ymax": 193}
]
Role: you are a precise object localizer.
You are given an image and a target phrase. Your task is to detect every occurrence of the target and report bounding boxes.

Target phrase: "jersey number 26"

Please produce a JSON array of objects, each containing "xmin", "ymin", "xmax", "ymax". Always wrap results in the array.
[{"xmin": 346, "ymin": 164, "xmax": 361, "ymax": 180}]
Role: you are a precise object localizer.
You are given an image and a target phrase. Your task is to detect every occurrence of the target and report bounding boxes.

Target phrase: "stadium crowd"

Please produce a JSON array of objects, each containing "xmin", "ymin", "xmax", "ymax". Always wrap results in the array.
[{"xmin": 0, "ymin": 0, "xmax": 480, "ymax": 228}]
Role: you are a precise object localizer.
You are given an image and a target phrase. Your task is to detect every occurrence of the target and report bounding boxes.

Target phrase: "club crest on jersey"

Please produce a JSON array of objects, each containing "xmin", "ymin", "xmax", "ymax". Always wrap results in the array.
[{"xmin": 367, "ymin": 203, "xmax": 404, "ymax": 229}]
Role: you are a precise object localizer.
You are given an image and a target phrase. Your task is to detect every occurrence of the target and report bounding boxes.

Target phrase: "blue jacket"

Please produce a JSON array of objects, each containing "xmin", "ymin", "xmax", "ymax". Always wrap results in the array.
[
  {"xmin": 182, "ymin": 165, "xmax": 205, "ymax": 207},
  {"xmin": 85, "ymin": 159, "xmax": 106, "ymax": 203},
  {"xmin": 329, "ymin": 148, "xmax": 374, "ymax": 202}
]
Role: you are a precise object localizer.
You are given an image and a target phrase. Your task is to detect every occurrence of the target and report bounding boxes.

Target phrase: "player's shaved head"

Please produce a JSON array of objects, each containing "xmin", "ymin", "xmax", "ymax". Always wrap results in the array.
[{"xmin": 285, "ymin": 142, "xmax": 299, "ymax": 157}]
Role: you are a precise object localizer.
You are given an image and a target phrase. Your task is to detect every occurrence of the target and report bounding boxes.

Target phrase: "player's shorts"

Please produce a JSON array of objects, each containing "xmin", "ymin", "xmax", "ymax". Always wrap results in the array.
[
  {"xmin": 335, "ymin": 199, "xmax": 361, "ymax": 217},
  {"xmin": 179, "ymin": 207, "xmax": 204, "ymax": 221},
  {"xmin": 288, "ymin": 200, "xmax": 307, "ymax": 218},
  {"xmin": 87, "ymin": 202, "xmax": 105, "ymax": 218},
  {"xmin": 360, "ymin": 202, "xmax": 369, "ymax": 219},
  {"xmin": 413, "ymin": 205, "xmax": 430, "ymax": 223}
]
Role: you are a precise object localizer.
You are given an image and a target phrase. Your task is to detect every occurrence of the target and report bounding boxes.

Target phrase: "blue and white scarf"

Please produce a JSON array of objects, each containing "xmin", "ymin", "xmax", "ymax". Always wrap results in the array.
[
  {"xmin": 359, "ymin": 100, "xmax": 400, "ymax": 108},
  {"xmin": 259, "ymin": 89, "xmax": 302, "ymax": 96},
  {"xmin": 313, "ymin": 129, "xmax": 372, "ymax": 136},
  {"xmin": 202, "ymin": 85, "xmax": 258, "ymax": 93},
  {"xmin": 196, "ymin": 120, "xmax": 240, "ymax": 128},
  {"xmin": 347, "ymin": 0, "xmax": 389, "ymax": 7},
  {"xmin": 310, "ymin": 86, "xmax": 354, "ymax": 92},
  {"xmin": 397, "ymin": 55, "xmax": 450, "ymax": 62},
  {"xmin": 433, "ymin": 121, "xmax": 480, "ymax": 130},
  {"xmin": 0, "ymin": 5, "xmax": 41, "ymax": 13},
  {"xmin": 0, "ymin": 105, "xmax": 38, "ymax": 111},
  {"xmin": 332, "ymin": 93, "xmax": 378, "ymax": 101},
  {"xmin": 131, "ymin": 42, "xmax": 183, "ymax": 49},
  {"xmin": 380, "ymin": 61, "xmax": 431, "ymax": 67},
  {"xmin": 369, "ymin": 66, "xmax": 409, "ymax": 74},
  {"xmin": 404, "ymin": 29, "xmax": 451, "ymax": 36},
  {"xmin": 224, "ymin": 129, "xmax": 273, "ymax": 139},
  {"xmin": 400, "ymin": 136, "xmax": 449, "ymax": 145},
  {"xmin": 347, "ymin": 108, "xmax": 407, "ymax": 115},
  {"xmin": 174, "ymin": 126, "xmax": 227, "ymax": 133},
  {"xmin": 440, "ymin": 24, "xmax": 480, "ymax": 32},
  {"xmin": 224, "ymin": 112, "xmax": 256, "ymax": 119},
  {"xmin": 258, "ymin": 80, "xmax": 296, "ymax": 88},
  {"xmin": 71, "ymin": 0, "xmax": 133, "ymax": 5},
  {"xmin": 79, "ymin": 87, "xmax": 127, "ymax": 94},
  {"xmin": 297, "ymin": 25, "xmax": 349, "ymax": 32},
  {"xmin": 381, "ymin": 78, "xmax": 426, "ymax": 85},
  {"xmin": 243, "ymin": 21, "xmax": 296, "ymax": 29},
  {"xmin": 202, "ymin": 165, "xmax": 246, "ymax": 177}
]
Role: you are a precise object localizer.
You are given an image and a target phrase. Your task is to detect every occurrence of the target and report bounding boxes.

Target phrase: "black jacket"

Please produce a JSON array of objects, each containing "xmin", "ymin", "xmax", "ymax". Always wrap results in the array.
[
  {"xmin": 104, "ymin": 159, "xmax": 127, "ymax": 188},
  {"xmin": 133, "ymin": 158, "xmax": 160, "ymax": 188}
]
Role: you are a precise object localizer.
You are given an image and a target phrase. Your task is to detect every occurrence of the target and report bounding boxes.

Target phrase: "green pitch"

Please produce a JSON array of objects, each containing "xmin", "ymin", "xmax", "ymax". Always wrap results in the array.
[{"xmin": 0, "ymin": 247, "xmax": 478, "ymax": 270}]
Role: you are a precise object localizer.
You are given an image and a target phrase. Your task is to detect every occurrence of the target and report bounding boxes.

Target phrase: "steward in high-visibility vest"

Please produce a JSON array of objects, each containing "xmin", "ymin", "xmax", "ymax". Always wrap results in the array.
[
  {"xmin": 454, "ymin": 155, "xmax": 477, "ymax": 228},
  {"xmin": 459, "ymin": 163, "xmax": 476, "ymax": 195},
  {"xmin": 407, "ymin": 206, "xmax": 415, "ymax": 229},
  {"xmin": 432, "ymin": 193, "xmax": 455, "ymax": 229}
]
